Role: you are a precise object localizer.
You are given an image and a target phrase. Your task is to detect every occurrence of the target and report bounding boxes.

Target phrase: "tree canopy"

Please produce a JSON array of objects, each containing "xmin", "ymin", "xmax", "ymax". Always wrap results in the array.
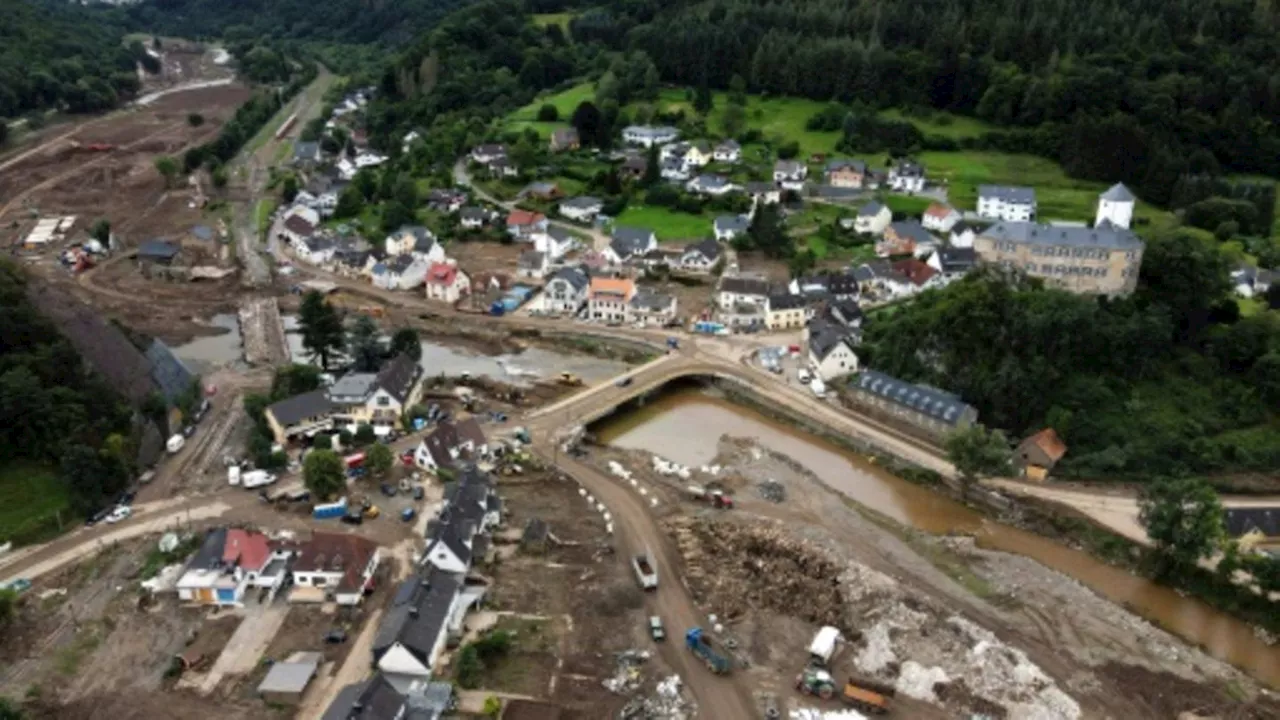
[{"xmin": 1139, "ymin": 477, "xmax": 1225, "ymax": 570}]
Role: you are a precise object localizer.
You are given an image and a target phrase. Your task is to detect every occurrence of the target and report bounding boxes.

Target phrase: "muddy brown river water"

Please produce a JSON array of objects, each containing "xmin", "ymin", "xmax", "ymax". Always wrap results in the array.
[{"xmin": 595, "ymin": 387, "xmax": 1280, "ymax": 687}]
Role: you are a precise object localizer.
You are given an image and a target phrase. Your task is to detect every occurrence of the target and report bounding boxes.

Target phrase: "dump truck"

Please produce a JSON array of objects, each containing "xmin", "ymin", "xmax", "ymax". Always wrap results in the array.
[
  {"xmin": 795, "ymin": 669, "xmax": 891, "ymax": 714},
  {"xmin": 685, "ymin": 627, "xmax": 732, "ymax": 674},
  {"xmin": 632, "ymin": 553, "xmax": 658, "ymax": 590}
]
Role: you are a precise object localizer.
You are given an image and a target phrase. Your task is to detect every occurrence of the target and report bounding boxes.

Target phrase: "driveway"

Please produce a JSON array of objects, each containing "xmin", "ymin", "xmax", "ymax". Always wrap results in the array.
[{"xmin": 197, "ymin": 602, "xmax": 291, "ymax": 693}]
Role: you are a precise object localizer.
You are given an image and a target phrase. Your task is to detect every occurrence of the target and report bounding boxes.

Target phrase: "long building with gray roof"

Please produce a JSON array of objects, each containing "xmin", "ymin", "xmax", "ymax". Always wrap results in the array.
[
  {"xmin": 974, "ymin": 221, "xmax": 1145, "ymax": 296},
  {"xmin": 847, "ymin": 370, "xmax": 977, "ymax": 438}
]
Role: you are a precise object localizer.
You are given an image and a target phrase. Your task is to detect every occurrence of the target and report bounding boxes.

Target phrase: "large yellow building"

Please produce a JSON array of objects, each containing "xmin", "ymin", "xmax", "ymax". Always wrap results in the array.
[{"xmin": 974, "ymin": 222, "xmax": 1144, "ymax": 296}]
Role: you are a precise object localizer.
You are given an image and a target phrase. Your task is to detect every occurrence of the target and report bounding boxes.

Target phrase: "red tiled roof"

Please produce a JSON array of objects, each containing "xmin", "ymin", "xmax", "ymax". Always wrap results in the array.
[
  {"xmin": 294, "ymin": 532, "xmax": 379, "ymax": 592},
  {"xmin": 223, "ymin": 529, "xmax": 272, "ymax": 571},
  {"xmin": 426, "ymin": 262, "xmax": 458, "ymax": 285},
  {"xmin": 924, "ymin": 203, "xmax": 954, "ymax": 218},
  {"xmin": 892, "ymin": 258, "xmax": 937, "ymax": 286},
  {"xmin": 507, "ymin": 210, "xmax": 546, "ymax": 227},
  {"xmin": 1023, "ymin": 428, "xmax": 1068, "ymax": 462}
]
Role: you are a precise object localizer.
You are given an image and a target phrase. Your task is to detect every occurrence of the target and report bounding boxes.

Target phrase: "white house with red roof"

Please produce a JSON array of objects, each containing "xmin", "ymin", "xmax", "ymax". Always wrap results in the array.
[
  {"xmin": 505, "ymin": 209, "xmax": 548, "ymax": 239},
  {"xmin": 921, "ymin": 203, "xmax": 961, "ymax": 233},
  {"xmin": 176, "ymin": 528, "xmax": 292, "ymax": 607},
  {"xmin": 424, "ymin": 262, "xmax": 471, "ymax": 304}
]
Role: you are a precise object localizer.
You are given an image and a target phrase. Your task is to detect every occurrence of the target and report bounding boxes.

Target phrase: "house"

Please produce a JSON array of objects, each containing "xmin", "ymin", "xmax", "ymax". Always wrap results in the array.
[
  {"xmin": 520, "ymin": 181, "xmax": 563, "ymax": 202},
  {"xmin": 354, "ymin": 151, "xmax": 387, "ymax": 170},
  {"xmin": 1223, "ymin": 508, "xmax": 1280, "ymax": 552},
  {"xmin": 854, "ymin": 202, "xmax": 892, "ymax": 235},
  {"xmin": 892, "ymin": 257, "xmax": 940, "ymax": 291},
  {"xmin": 414, "ymin": 418, "xmax": 489, "ymax": 471},
  {"xmin": 298, "ymin": 235, "xmax": 337, "ymax": 266},
  {"xmin": 385, "ymin": 226, "xmax": 444, "ymax": 264},
  {"xmin": 712, "ymin": 214, "xmax": 750, "ymax": 243},
  {"xmin": 922, "ymin": 203, "xmax": 961, "ymax": 233},
  {"xmin": 660, "ymin": 159, "xmax": 690, "ymax": 182},
  {"xmin": 773, "ymin": 160, "xmax": 808, "ymax": 189},
  {"xmin": 402, "ymin": 130, "xmax": 422, "ymax": 153},
  {"xmin": 604, "ymin": 226, "xmax": 657, "ymax": 265},
  {"xmin": 542, "ymin": 267, "xmax": 590, "ymax": 315},
  {"xmin": 686, "ymin": 174, "xmax": 737, "ymax": 196},
  {"xmin": 292, "ymin": 141, "xmax": 321, "ymax": 165},
  {"xmin": 257, "ymin": 651, "xmax": 322, "ymax": 706},
  {"xmin": 321, "ymin": 673, "xmax": 454, "ymax": 720},
  {"xmin": 1232, "ymin": 265, "xmax": 1277, "ymax": 299},
  {"xmin": 373, "ymin": 569, "xmax": 463, "ymax": 684},
  {"xmin": 683, "ymin": 141, "xmax": 713, "ymax": 168},
  {"xmin": 824, "ymin": 298, "xmax": 864, "ymax": 329},
  {"xmin": 765, "ymin": 293, "xmax": 807, "ymax": 330},
  {"xmin": 679, "ymin": 238, "xmax": 723, "ymax": 273},
  {"xmin": 635, "ymin": 246, "xmax": 684, "ymax": 270},
  {"xmin": 1015, "ymin": 428, "xmax": 1068, "ymax": 481},
  {"xmin": 807, "ymin": 321, "xmax": 859, "ymax": 380},
  {"xmin": 620, "ymin": 154, "xmax": 649, "ymax": 180},
  {"xmin": 588, "ymin": 277, "xmax": 636, "ymax": 323},
  {"xmin": 136, "ymin": 239, "xmax": 182, "ymax": 267},
  {"xmin": 337, "ymin": 157, "xmax": 357, "ymax": 180},
  {"xmin": 878, "ymin": 221, "xmax": 934, "ymax": 257},
  {"xmin": 825, "ymin": 159, "xmax": 867, "ymax": 189},
  {"xmin": 549, "ymin": 127, "xmax": 580, "ymax": 152},
  {"xmin": 470, "ymin": 144, "xmax": 508, "ymax": 164},
  {"xmin": 975, "ymin": 221, "xmax": 1145, "ymax": 296},
  {"xmin": 717, "ymin": 275, "xmax": 772, "ymax": 309},
  {"xmin": 949, "ymin": 221, "xmax": 980, "ymax": 249},
  {"xmin": 714, "ymin": 140, "xmax": 741, "ymax": 163},
  {"xmin": 744, "ymin": 182, "xmax": 782, "ymax": 207},
  {"xmin": 851, "ymin": 260, "xmax": 915, "ymax": 301},
  {"xmin": 927, "ymin": 246, "xmax": 977, "ymax": 281},
  {"xmin": 290, "ymin": 532, "xmax": 381, "ymax": 605},
  {"xmin": 1096, "ymin": 183, "xmax": 1136, "ymax": 230},
  {"xmin": 331, "ymin": 248, "xmax": 371, "ymax": 278},
  {"xmin": 264, "ymin": 390, "xmax": 333, "ymax": 444},
  {"xmin": 629, "ymin": 289, "xmax": 677, "ymax": 326},
  {"xmin": 459, "ymin": 207, "xmax": 489, "ymax": 230},
  {"xmin": 789, "ymin": 272, "xmax": 859, "ymax": 302},
  {"xmin": 373, "ymin": 254, "xmax": 431, "ymax": 292},
  {"xmin": 888, "ymin": 160, "xmax": 926, "ymax": 192},
  {"xmin": 977, "ymin": 185, "xmax": 1037, "ymax": 222},
  {"xmin": 517, "ymin": 250, "xmax": 549, "ymax": 279},
  {"xmin": 506, "ymin": 210, "xmax": 549, "ymax": 239},
  {"xmin": 176, "ymin": 529, "xmax": 290, "ymax": 606},
  {"xmin": 426, "ymin": 189, "xmax": 467, "ymax": 214},
  {"xmin": 719, "ymin": 300, "xmax": 767, "ymax": 329},
  {"xmin": 533, "ymin": 226, "xmax": 577, "ymax": 261},
  {"xmin": 327, "ymin": 353, "xmax": 425, "ymax": 435},
  {"xmin": 622, "ymin": 125, "xmax": 680, "ymax": 147},
  {"xmin": 848, "ymin": 370, "xmax": 978, "ymax": 437},
  {"xmin": 559, "ymin": 196, "xmax": 604, "ymax": 223},
  {"xmin": 424, "ymin": 262, "xmax": 471, "ymax": 304}
]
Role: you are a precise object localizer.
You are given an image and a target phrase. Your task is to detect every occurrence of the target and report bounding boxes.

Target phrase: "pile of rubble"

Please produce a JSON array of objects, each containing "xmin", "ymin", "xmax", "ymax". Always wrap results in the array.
[
  {"xmin": 620, "ymin": 675, "xmax": 694, "ymax": 720},
  {"xmin": 603, "ymin": 649, "xmax": 650, "ymax": 694},
  {"xmin": 757, "ymin": 479, "xmax": 786, "ymax": 502},
  {"xmin": 666, "ymin": 517, "xmax": 860, "ymax": 628},
  {"xmin": 789, "ymin": 708, "xmax": 869, "ymax": 720}
]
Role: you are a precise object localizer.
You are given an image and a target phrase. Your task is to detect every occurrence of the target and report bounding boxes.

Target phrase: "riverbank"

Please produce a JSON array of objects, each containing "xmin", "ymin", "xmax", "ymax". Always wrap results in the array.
[{"xmin": 590, "ymin": 384, "xmax": 1280, "ymax": 690}]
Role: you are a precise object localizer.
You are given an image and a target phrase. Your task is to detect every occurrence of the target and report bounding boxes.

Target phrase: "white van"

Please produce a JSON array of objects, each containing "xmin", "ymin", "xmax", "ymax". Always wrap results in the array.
[
  {"xmin": 166, "ymin": 435, "xmax": 185, "ymax": 454},
  {"xmin": 797, "ymin": 368, "xmax": 812, "ymax": 384},
  {"xmin": 228, "ymin": 465, "xmax": 241, "ymax": 486}
]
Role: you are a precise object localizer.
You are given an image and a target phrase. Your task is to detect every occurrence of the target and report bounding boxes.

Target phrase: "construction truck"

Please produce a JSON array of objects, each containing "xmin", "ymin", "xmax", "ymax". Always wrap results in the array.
[
  {"xmin": 557, "ymin": 372, "xmax": 584, "ymax": 387},
  {"xmin": 795, "ymin": 668, "xmax": 838, "ymax": 699},
  {"xmin": 687, "ymin": 485, "xmax": 734, "ymax": 509},
  {"xmin": 685, "ymin": 627, "xmax": 733, "ymax": 674}
]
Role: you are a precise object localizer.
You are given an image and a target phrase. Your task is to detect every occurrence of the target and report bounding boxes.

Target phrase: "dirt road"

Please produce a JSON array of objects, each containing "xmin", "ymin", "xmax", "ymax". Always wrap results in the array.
[{"xmin": 297, "ymin": 607, "xmax": 383, "ymax": 720}]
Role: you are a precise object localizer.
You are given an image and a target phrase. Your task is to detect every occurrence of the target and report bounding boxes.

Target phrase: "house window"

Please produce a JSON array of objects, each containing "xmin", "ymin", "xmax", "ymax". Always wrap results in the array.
[{"xmin": 377, "ymin": 397, "xmax": 390, "ymax": 407}]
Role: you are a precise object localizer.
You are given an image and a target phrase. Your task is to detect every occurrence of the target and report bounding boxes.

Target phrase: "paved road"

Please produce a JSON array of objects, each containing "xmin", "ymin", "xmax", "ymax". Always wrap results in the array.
[{"xmin": 453, "ymin": 159, "xmax": 612, "ymax": 251}]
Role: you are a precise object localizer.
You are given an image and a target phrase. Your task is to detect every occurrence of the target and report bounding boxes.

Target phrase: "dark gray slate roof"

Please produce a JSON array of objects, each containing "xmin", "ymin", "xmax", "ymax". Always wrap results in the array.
[
  {"xmin": 767, "ymin": 293, "xmax": 806, "ymax": 311},
  {"xmin": 1100, "ymin": 183, "xmax": 1135, "ymax": 202},
  {"xmin": 377, "ymin": 353, "xmax": 421, "ymax": 403},
  {"xmin": 808, "ymin": 320, "xmax": 852, "ymax": 360},
  {"xmin": 321, "ymin": 673, "xmax": 404, "ymax": 720},
  {"xmin": 978, "ymin": 185, "xmax": 1036, "ymax": 203},
  {"xmin": 267, "ymin": 389, "xmax": 332, "ymax": 426},
  {"xmin": 548, "ymin": 266, "xmax": 589, "ymax": 291},
  {"xmin": 719, "ymin": 276, "xmax": 772, "ymax": 295},
  {"xmin": 145, "ymin": 340, "xmax": 195, "ymax": 401},
  {"xmin": 373, "ymin": 569, "xmax": 462, "ymax": 666},
  {"xmin": 611, "ymin": 226, "xmax": 654, "ymax": 257},
  {"xmin": 185, "ymin": 528, "xmax": 228, "ymax": 572},
  {"xmin": 684, "ymin": 238, "xmax": 722, "ymax": 261},
  {"xmin": 294, "ymin": 141, "xmax": 321, "ymax": 161},
  {"xmin": 745, "ymin": 181, "xmax": 775, "ymax": 193},
  {"xmin": 460, "ymin": 206, "xmax": 487, "ymax": 221},
  {"xmin": 889, "ymin": 220, "xmax": 935, "ymax": 246},
  {"xmin": 826, "ymin": 158, "xmax": 867, "ymax": 173},
  {"xmin": 853, "ymin": 370, "xmax": 976, "ymax": 426},
  {"xmin": 858, "ymin": 201, "xmax": 885, "ymax": 217},
  {"xmin": 980, "ymin": 221, "xmax": 1144, "ymax": 251},
  {"xmin": 826, "ymin": 298, "xmax": 863, "ymax": 326},
  {"xmin": 936, "ymin": 247, "xmax": 977, "ymax": 273},
  {"xmin": 138, "ymin": 240, "xmax": 180, "ymax": 260},
  {"xmin": 1224, "ymin": 508, "xmax": 1280, "ymax": 538},
  {"xmin": 714, "ymin": 215, "xmax": 750, "ymax": 233},
  {"xmin": 561, "ymin": 196, "xmax": 602, "ymax": 210},
  {"xmin": 630, "ymin": 290, "xmax": 673, "ymax": 312}
]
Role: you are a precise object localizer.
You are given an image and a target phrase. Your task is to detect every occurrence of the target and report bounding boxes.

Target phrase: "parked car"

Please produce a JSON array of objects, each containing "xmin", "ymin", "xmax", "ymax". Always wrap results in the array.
[
  {"xmin": 85, "ymin": 507, "xmax": 112, "ymax": 526},
  {"xmin": 105, "ymin": 506, "xmax": 132, "ymax": 524},
  {"xmin": 324, "ymin": 629, "xmax": 347, "ymax": 644},
  {"xmin": 412, "ymin": 485, "xmax": 424, "ymax": 501},
  {"xmin": 341, "ymin": 512, "xmax": 364, "ymax": 525},
  {"xmin": 380, "ymin": 483, "xmax": 397, "ymax": 497},
  {"xmin": 649, "ymin": 615, "xmax": 666, "ymax": 641},
  {"xmin": 616, "ymin": 377, "xmax": 633, "ymax": 388}
]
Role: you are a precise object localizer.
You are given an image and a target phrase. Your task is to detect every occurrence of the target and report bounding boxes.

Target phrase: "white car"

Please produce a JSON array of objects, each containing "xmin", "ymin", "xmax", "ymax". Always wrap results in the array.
[{"xmin": 105, "ymin": 506, "xmax": 132, "ymax": 524}]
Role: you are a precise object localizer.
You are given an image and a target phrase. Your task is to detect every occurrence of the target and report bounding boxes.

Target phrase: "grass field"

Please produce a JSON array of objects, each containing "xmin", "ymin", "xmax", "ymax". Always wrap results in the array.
[
  {"xmin": 614, "ymin": 205, "xmax": 711, "ymax": 241},
  {"xmin": 878, "ymin": 109, "xmax": 993, "ymax": 140},
  {"xmin": 531, "ymin": 13, "xmax": 575, "ymax": 31},
  {"xmin": 504, "ymin": 83, "xmax": 594, "ymax": 138},
  {"xmin": 881, "ymin": 195, "xmax": 934, "ymax": 218},
  {"xmin": 0, "ymin": 463, "xmax": 68, "ymax": 544}
]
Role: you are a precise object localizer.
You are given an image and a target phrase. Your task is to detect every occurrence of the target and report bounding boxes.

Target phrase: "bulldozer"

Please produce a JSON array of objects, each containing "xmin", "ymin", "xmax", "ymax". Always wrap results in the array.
[
  {"xmin": 556, "ymin": 372, "xmax": 584, "ymax": 387},
  {"xmin": 795, "ymin": 668, "xmax": 837, "ymax": 699}
]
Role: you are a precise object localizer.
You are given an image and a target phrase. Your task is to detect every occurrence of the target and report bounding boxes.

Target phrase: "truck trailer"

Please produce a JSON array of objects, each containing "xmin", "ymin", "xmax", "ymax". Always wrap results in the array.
[
  {"xmin": 632, "ymin": 553, "xmax": 658, "ymax": 590},
  {"xmin": 312, "ymin": 497, "xmax": 348, "ymax": 519}
]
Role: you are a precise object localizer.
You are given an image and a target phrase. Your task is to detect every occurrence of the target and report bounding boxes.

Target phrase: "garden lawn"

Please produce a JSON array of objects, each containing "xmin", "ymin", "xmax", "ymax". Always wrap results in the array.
[
  {"xmin": 0, "ymin": 463, "xmax": 68, "ymax": 544},
  {"xmin": 614, "ymin": 205, "xmax": 711, "ymax": 241},
  {"xmin": 505, "ymin": 82, "xmax": 594, "ymax": 138},
  {"xmin": 878, "ymin": 109, "xmax": 993, "ymax": 140}
]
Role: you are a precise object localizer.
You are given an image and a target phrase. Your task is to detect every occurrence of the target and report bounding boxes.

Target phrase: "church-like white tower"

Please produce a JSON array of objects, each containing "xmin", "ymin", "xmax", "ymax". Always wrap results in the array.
[{"xmin": 1096, "ymin": 183, "xmax": 1135, "ymax": 229}]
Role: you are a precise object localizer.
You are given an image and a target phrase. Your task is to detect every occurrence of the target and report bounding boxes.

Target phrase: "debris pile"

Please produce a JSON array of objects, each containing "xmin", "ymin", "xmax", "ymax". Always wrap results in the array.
[
  {"xmin": 603, "ymin": 649, "xmax": 650, "ymax": 694},
  {"xmin": 667, "ymin": 518, "xmax": 857, "ymax": 628},
  {"xmin": 758, "ymin": 479, "xmax": 786, "ymax": 502},
  {"xmin": 789, "ymin": 708, "xmax": 868, "ymax": 720},
  {"xmin": 895, "ymin": 661, "xmax": 949, "ymax": 701},
  {"xmin": 620, "ymin": 674, "xmax": 694, "ymax": 719}
]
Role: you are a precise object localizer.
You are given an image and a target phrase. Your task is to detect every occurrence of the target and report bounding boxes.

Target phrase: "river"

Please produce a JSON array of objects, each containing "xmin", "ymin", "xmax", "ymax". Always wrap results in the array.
[
  {"xmin": 172, "ymin": 314, "xmax": 630, "ymax": 385},
  {"xmin": 594, "ymin": 387, "xmax": 1280, "ymax": 687}
]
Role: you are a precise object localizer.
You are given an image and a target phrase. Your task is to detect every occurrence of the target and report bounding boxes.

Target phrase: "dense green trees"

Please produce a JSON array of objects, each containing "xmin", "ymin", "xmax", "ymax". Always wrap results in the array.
[
  {"xmin": 1139, "ymin": 477, "xmax": 1225, "ymax": 571},
  {"xmin": 303, "ymin": 449, "xmax": 345, "ymax": 499},
  {"xmin": 0, "ymin": 0, "xmax": 147, "ymax": 118},
  {"xmin": 298, "ymin": 291, "xmax": 346, "ymax": 370},
  {"xmin": 861, "ymin": 233, "xmax": 1280, "ymax": 480}
]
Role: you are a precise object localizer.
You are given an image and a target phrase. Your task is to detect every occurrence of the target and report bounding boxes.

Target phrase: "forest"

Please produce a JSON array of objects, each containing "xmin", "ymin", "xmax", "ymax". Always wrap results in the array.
[
  {"xmin": 861, "ymin": 233, "xmax": 1280, "ymax": 481},
  {"xmin": 568, "ymin": 0, "xmax": 1280, "ymax": 205},
  {"xmin": 0, "ymin": 261, "xmax": 135, "ymax": 540},
  {"xmin": 0, "ymin": 0, "xmax": 153, "ymax": 118}
]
